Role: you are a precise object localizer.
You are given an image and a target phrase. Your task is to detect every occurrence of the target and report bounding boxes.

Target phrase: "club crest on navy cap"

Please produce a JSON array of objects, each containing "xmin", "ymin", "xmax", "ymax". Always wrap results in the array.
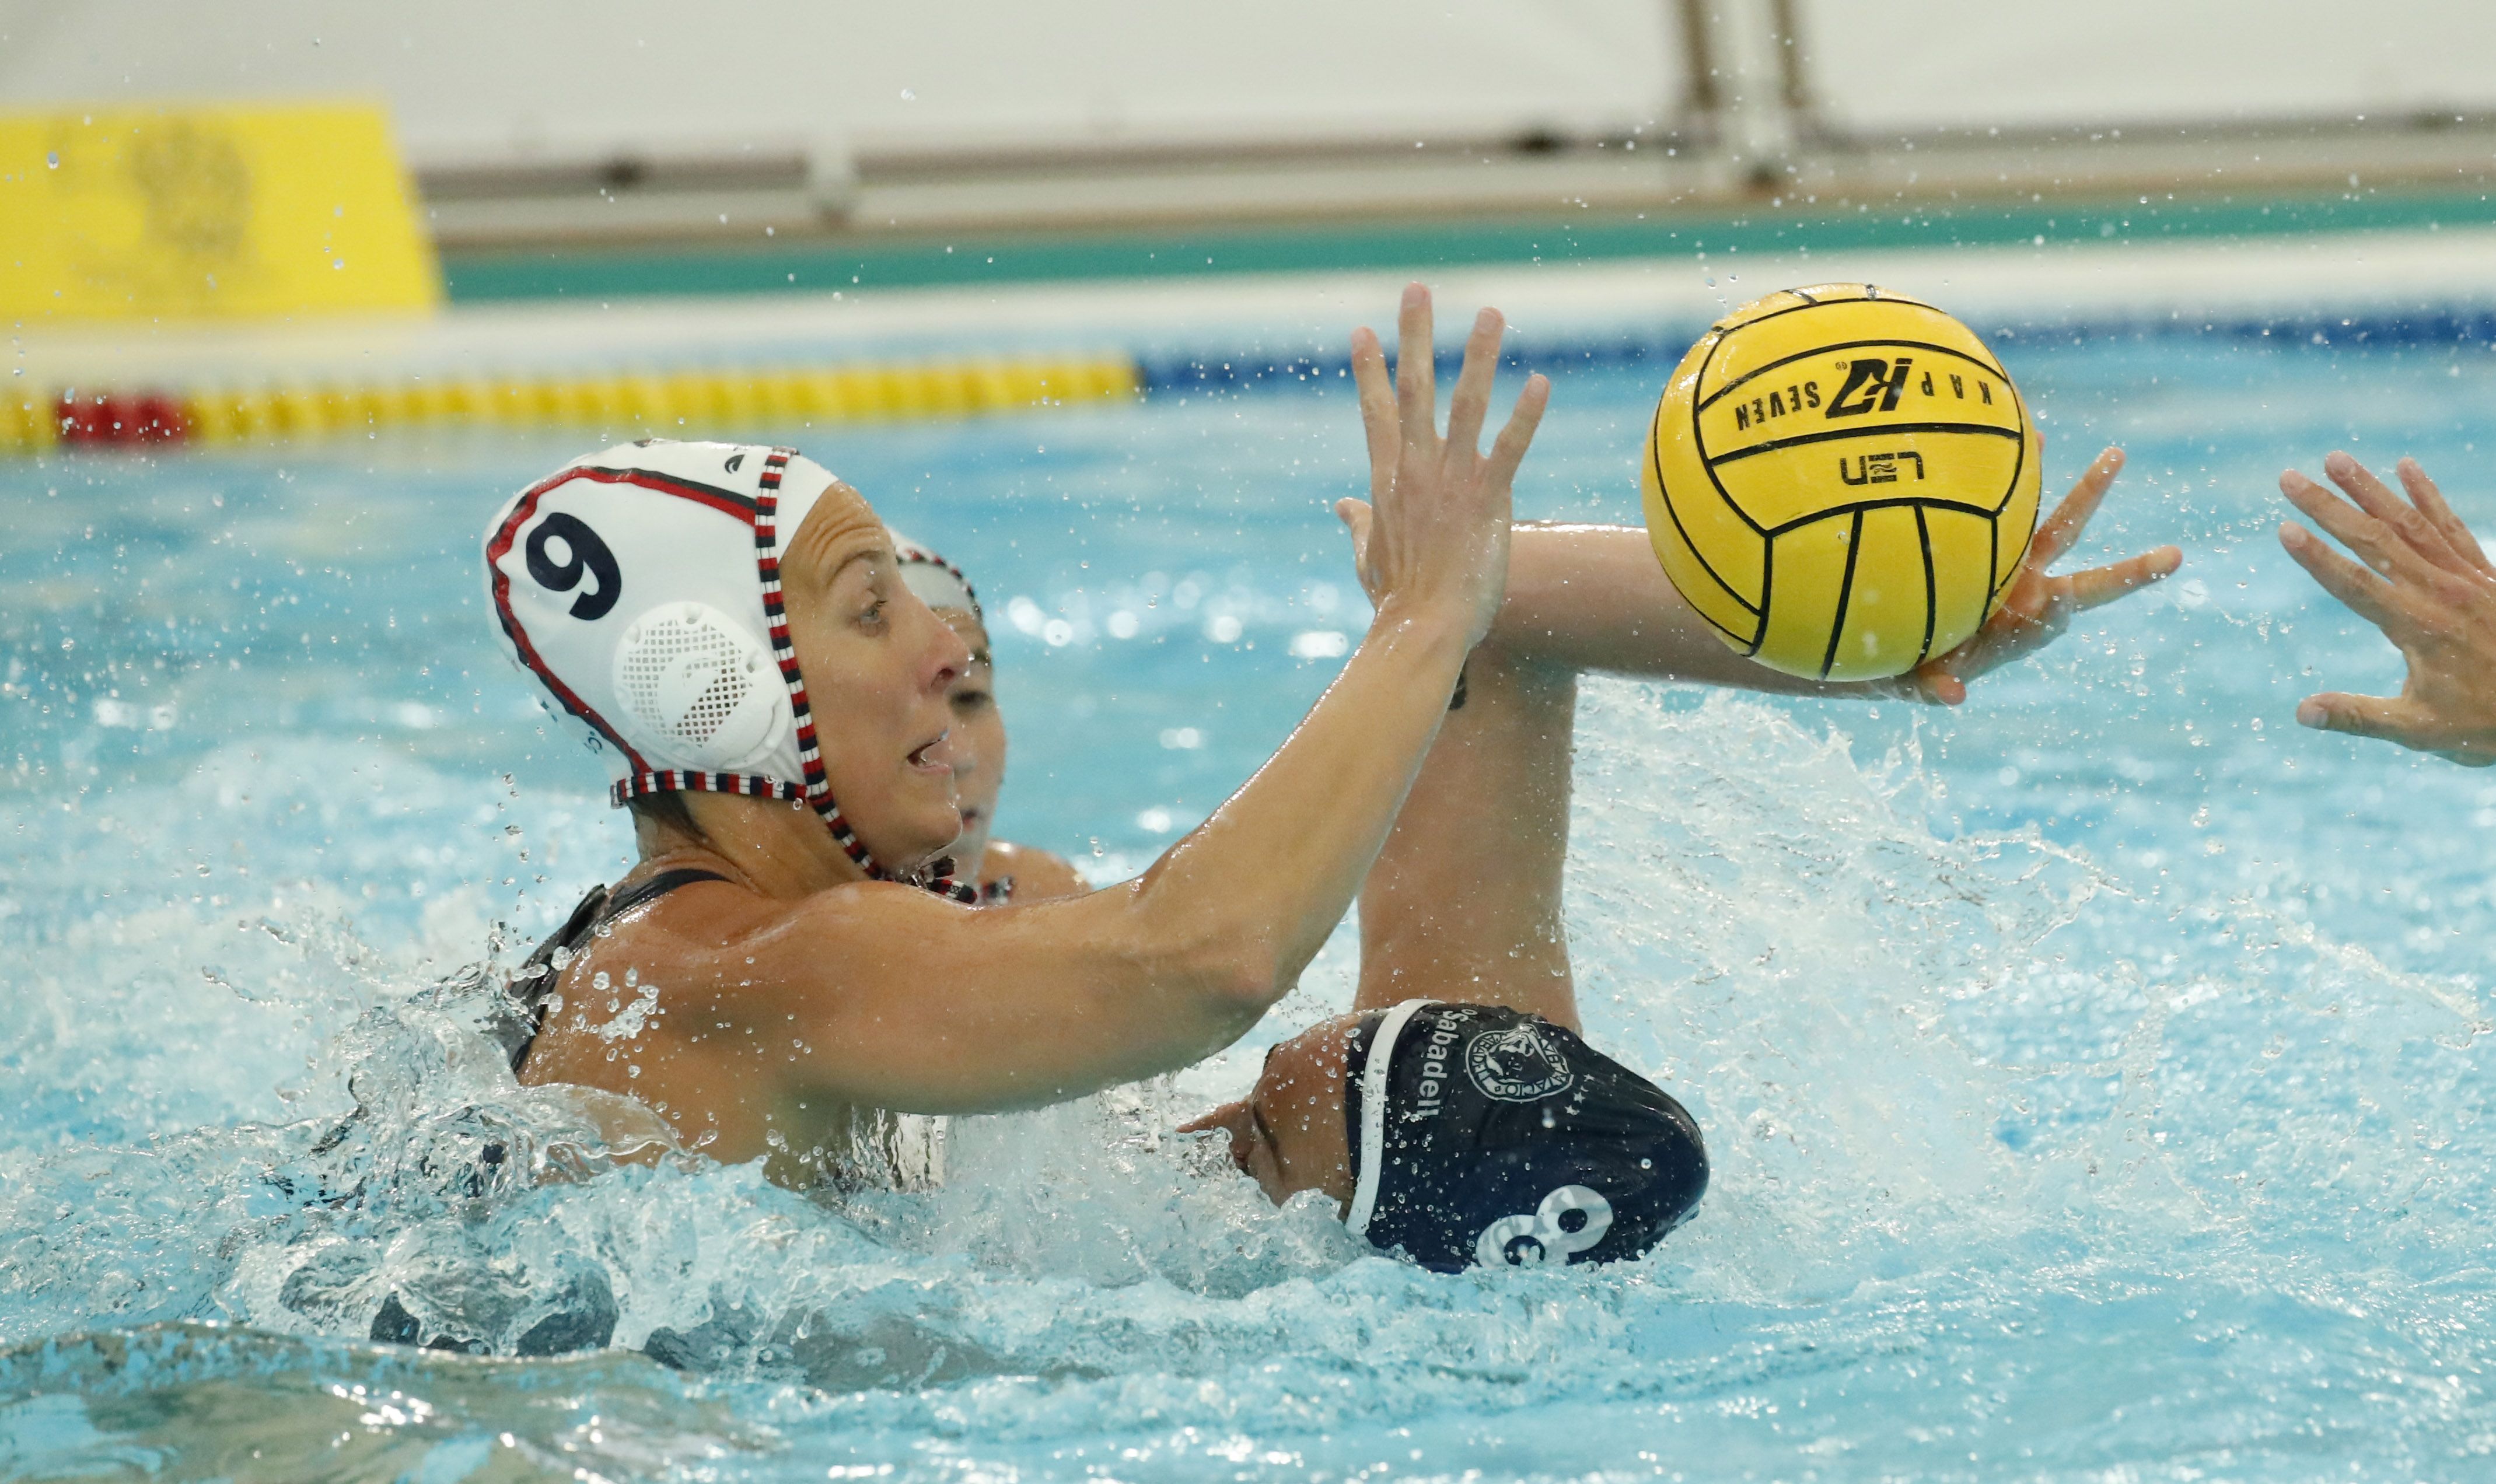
[{"xmin": 1343, "ymin": 1000, "xmax": 1707, "ymax": 1273}]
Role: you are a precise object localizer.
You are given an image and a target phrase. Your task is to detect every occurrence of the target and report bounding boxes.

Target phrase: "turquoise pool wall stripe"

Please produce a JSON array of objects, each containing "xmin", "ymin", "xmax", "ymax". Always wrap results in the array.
[{"xmin": 440, "ymin": 188, "xmax": 2496, "ymax": 303}]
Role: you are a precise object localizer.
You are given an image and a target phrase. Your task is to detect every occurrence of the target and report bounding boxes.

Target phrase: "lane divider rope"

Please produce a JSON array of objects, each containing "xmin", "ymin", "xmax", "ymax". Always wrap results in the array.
[
  {"xmin": 2, "ymin": 356, "xmax": 1140, "ymax": 455},
  {"xmin": 11, "ymin": 305, "xmax": 2496, "ymax": 456}
]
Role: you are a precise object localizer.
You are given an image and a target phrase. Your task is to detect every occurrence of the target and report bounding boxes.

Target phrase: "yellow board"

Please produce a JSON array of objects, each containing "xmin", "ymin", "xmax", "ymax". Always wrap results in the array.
[
  {"xmin": 1640, "ymin": 283, "xmax": 2041, "ymax": 681},
  {"xmin": 0, "ymin": 102, "xmax": 439, "ymax": 321}
]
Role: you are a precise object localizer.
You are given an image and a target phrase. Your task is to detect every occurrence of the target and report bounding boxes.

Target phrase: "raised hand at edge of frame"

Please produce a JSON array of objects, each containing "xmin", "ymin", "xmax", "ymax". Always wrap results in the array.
[
  {"xmin": 1908, "ymin": 442, "xmax": 2185, "ymax": 705},
  {"xmin": 2277, "ymin": 450, "xmax": 2496, "ymax": 765}
]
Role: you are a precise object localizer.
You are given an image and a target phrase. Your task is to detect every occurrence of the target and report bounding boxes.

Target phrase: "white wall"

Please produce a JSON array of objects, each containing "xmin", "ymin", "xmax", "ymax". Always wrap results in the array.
[
  {"xmin": 0, "ymin": 0, "xmax": 1683, "ymax": 167},
  {"xmin": 10, "ymin": 1, "xmax": 2493, "ymax": 169},
  {"xmin": 1799, "ymin": 0, "xmax": 2496, "ymax": 132}
]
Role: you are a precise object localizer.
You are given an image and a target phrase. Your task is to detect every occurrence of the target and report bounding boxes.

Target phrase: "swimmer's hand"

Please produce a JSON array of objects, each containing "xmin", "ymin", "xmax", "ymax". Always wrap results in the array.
[
  {"xmin": 1908, "ymin": 444, "xmax": 2184, "ymax": 705},
  {"xmin": 2277, "ymin": 452, "xmax": 2496, "ymax": 765},
  {"xmin": 1336, "ymin": 284, "xmax": 1551, "ymax": 649}
]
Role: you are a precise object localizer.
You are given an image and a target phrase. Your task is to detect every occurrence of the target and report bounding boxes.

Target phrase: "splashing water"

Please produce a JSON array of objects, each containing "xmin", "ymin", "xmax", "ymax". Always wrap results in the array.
[{"xmin": 7, "ymin": 337, "xmax": 2496, "ymax": 1479}]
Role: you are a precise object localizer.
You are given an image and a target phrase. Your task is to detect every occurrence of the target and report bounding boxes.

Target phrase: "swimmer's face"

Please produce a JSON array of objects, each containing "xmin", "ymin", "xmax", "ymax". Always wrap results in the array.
[
  {"xmin": 779, "ymin": 481, "xmax": 974, "ymax": 872},
  {"xmin": 934, "ymin": 607, "xmax": 1007, "ymax": 871},
  {"xmin": 1179, "ymin": 1013, "xmax": 1359, "ymax": 1209}
]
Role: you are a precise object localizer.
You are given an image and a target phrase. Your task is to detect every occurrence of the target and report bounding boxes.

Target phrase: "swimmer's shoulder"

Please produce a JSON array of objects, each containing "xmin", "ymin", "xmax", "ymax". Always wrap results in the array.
[
  {"xmin": 516, "ymin": 859, "xmax": 997, "ymax": 1163},
  {"xmin": 534, "ymin": 857, "xmax": 972, "ymax": 1025},
  {"xmin": 980, "ymin": 839, "xmax": 1090, "ymax": 904},
  {"xmin": 520, "ymin": 862, "xmax": 847, "ymax": 1080}
]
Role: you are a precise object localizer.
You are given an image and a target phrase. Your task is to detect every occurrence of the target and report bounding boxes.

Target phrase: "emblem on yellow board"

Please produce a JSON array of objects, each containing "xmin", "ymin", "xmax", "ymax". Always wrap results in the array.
[{"xmin": 0, "ymin": 102, "xmax": 439, "ymax": 321}]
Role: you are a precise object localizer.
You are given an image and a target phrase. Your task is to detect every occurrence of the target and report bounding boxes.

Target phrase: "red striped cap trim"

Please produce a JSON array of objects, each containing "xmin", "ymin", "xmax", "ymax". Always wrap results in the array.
[{"xmin": 613, "ymin": 771, "xmax": 807, "ymax": 807}]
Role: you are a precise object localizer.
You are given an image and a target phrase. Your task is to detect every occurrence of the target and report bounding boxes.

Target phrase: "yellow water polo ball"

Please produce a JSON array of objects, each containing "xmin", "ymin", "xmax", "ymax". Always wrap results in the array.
[{"xmin": 1640, "ymin": 283, "xmax": 2042, "ymax": 681}]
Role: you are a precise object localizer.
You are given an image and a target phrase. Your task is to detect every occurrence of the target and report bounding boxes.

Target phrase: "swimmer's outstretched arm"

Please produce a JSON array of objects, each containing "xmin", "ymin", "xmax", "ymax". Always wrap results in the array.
[
  {"xmin": 630, "ymin": 287, "xmax": 1548, "ymax": 1119},
  {"xmin": 2278, "ymin": 451, "xmax": 2496, "ymax": 763},
  {"xmin": 1336, "ymin": 453, "xmax": 2174, "ymax": 1034},
  {"xmin": 1453, "ymin": 445, "xmax": 2181, "ymax": 704}
]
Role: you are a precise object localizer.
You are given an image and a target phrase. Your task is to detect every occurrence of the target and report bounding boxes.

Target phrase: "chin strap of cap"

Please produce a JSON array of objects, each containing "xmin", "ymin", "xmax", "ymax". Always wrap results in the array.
[{"xmin": 751, "ymin": 447, "xmax": 976, "ymax": 904}]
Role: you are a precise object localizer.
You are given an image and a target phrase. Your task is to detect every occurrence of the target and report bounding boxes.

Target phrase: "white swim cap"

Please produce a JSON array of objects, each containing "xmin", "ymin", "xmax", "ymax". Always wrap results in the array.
[
  {"xmin": 887, "ymin": 529, "xmax": 979, "ymax": 620},
  {"xmin": 484, "ymin": 439, "xmax": 973, "ymax": 901}
]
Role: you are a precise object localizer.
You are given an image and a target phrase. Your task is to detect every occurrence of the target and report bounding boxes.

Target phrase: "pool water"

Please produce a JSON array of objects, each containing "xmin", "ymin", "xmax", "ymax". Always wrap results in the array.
[{"xmin": 7, "ymin": 327, "xmax": 2496, "ymax": 1481}]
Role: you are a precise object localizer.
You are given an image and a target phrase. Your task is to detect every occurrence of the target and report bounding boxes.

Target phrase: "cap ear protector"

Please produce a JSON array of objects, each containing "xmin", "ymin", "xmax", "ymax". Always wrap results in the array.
[
  {"xmin": 484, "ymin": 439, "xmax": 974, "ymax": 901},
  {"xmin": 611, "ymin": 601, "xmax": 788, "ymax": 773}
]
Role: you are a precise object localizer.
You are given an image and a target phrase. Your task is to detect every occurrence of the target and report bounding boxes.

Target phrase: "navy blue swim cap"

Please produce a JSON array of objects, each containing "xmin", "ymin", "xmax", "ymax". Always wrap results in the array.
[{"xmin": 1343, "ymin": 1000, "xmax": 1707, "ymax": 1272}]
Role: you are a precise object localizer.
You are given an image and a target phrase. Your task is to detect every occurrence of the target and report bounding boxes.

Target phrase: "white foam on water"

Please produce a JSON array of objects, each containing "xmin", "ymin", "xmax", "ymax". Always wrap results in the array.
[
  {"xmin": 13, "ymin": 342, "xmax": 2496, "ymax": 1478},
  {"xmin": 4, "ymin": 676, "xmax": 2491, "ymax": 1481}
]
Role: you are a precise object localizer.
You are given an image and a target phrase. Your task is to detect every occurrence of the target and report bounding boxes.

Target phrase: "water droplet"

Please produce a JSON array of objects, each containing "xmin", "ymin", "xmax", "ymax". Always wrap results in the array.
[{"xmin": 45, "ymin": 152, "xmax": 60, "ymax": 169}]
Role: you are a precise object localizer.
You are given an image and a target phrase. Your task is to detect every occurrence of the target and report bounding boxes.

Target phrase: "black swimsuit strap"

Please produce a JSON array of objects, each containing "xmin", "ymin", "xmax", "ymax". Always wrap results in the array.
[
  {"xmin": 495, "ymin": 867, "xmax": 730, "ymax": 1073},
  {"xmin": 604, "ymin": 867, "xmax": 732, "ymax": 917}
]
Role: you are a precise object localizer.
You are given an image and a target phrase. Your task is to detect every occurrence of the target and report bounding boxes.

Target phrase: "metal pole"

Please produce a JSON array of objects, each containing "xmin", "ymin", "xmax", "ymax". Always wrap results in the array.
[{"xmin": 1673, "ymin": 0, "xmax": 1803, "ymax": 184}]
